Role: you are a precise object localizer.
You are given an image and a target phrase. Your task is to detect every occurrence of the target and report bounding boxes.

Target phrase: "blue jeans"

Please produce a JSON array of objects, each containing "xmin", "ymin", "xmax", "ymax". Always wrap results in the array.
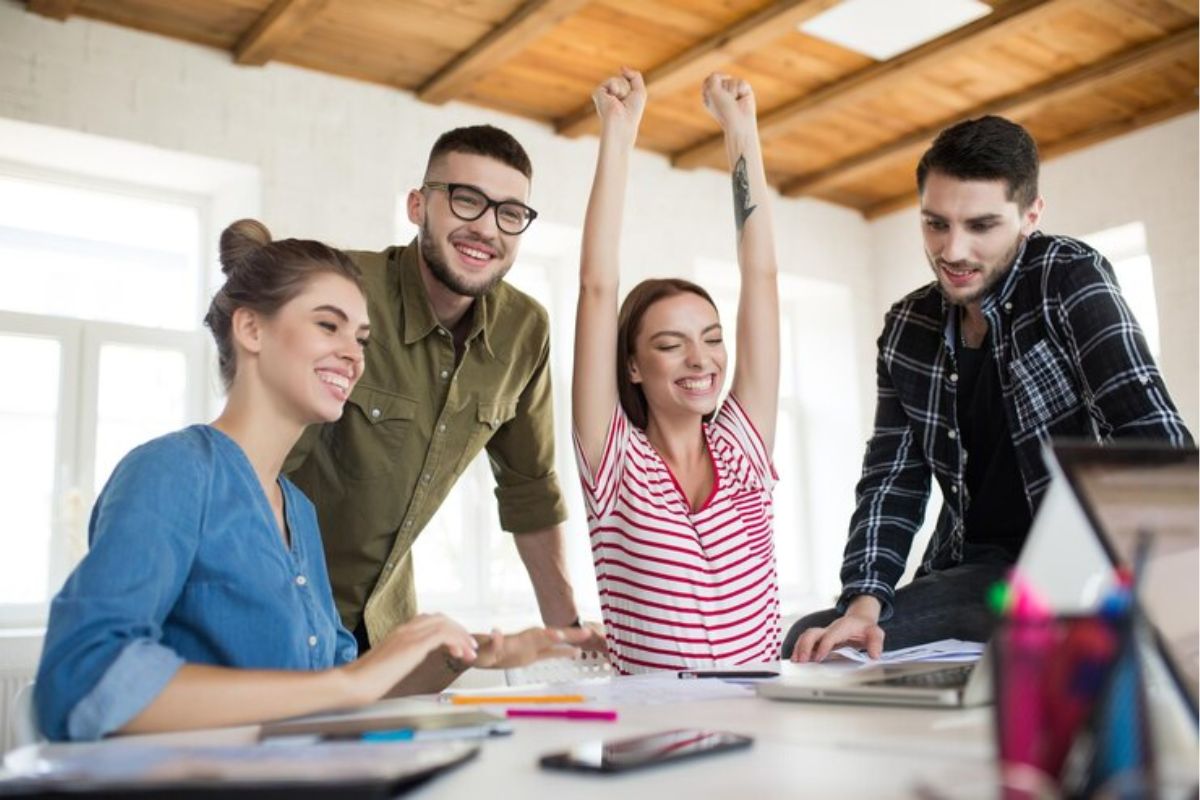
[{"xmin": 782, "ymin": 546, "xmax": 1013, "ymax": 657}]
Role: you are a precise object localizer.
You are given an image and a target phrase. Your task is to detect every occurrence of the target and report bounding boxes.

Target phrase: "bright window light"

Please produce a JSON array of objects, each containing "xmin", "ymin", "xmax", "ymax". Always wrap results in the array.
[{"xmin": 800, "ymin": 0, "xmax": 992, "ymax": 61}]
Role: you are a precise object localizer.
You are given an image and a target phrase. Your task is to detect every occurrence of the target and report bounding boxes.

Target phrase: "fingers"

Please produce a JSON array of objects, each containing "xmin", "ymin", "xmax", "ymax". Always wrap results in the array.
[
  {"xmin": 790, "ymin": 626, "xmax": 824, "ymax": 663},
  {"xmin": 812, "ymin": 626, "xmax": 844, "ymax": 663},
  {"xmin": 865, "ymin": 626, "xmax": 886, "ymax": 661}
]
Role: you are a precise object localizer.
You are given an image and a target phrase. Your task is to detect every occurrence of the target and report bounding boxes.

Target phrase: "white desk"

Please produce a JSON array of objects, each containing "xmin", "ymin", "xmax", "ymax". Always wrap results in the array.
[{"xmin": 16, "ymin": 663, "xmax": 999, "ymax": 799}]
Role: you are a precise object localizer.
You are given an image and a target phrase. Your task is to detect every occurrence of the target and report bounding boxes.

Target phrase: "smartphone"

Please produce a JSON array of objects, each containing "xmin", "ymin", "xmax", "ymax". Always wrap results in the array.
[{"xmin": 539, "ymin": 729, "xmax": 753, "ymax": 774}]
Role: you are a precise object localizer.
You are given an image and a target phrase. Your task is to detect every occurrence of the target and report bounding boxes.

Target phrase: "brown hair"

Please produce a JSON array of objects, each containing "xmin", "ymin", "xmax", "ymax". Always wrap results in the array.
[
  {"xmin": 616, "ymin": 278, "xmax": 719, "ymax": 430},
  {"xmin": 203, "ymin": 219, "xmax": 363, "ymax": 389}
]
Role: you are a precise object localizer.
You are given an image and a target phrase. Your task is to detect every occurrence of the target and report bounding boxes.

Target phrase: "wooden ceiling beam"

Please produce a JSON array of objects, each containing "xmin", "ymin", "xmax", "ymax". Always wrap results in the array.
[
  {"xmin": 861, "ymin": 95, "xmax": 1200, "ymax": 220},
  {"xmin": 672, "ymin": 0, "xmax": 1074, "ymax": 171},
  {"xmin": 234, "ymin": 0, "xmax": 329, "ymax": 67},
  {"xmin": 782, "ymin": 25, "xmax": 1200, "ymax": 198},
  {"xmin": 554, "ymin": 0, "xmax": 843, "ymax": 138},
  {"xmin": 27, "ymin": 0, "xmax": 78, "ymax": 21},
  {"xmin": 418, "ymin": 0, "xmax": 589, "ymax": 105}
]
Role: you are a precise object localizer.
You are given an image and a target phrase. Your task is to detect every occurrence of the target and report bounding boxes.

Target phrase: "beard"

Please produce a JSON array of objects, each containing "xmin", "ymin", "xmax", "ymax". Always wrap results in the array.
[
  {"xmin": 928, "ymin": 235, "xmax": 1023, "ymax": 307},
  {"xmin": 419, "ymin": 221, "xmax": 512, "ymax": 298}
]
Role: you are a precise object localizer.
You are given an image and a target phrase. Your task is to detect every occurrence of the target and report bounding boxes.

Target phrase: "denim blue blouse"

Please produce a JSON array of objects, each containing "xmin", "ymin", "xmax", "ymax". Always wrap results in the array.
[{"xmin": 35, "ymin": 425, "xmax": 358, "ymax": 741}]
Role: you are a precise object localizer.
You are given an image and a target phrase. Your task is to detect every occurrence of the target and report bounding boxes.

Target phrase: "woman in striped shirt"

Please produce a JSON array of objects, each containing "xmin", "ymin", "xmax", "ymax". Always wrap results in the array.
[{"xmin": 573, "ymin": 68, "xmax": 782, "ymax": 673}]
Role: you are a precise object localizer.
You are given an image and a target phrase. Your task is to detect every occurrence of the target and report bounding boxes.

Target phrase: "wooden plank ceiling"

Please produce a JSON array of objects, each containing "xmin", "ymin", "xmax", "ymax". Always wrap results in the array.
[{"xmin": 28, "ymin": 0, "xmax": 1199, "ymax": 217}]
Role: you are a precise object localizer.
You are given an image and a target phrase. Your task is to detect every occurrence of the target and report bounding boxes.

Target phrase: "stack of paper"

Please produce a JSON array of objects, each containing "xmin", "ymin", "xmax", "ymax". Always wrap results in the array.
[{"xmin": 831, "ymin": 638, "xmax": 985, "ymax": 665}]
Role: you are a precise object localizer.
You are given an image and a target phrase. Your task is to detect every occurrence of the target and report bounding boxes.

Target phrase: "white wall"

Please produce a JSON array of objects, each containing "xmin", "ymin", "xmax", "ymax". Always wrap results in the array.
[
  {"xmin": 867, "ymin": 113, "xmax": 1200, "ymax": 434},
  {"xmin": 0, "ymin": 4, "xmax": 875, "ymax": 621}
]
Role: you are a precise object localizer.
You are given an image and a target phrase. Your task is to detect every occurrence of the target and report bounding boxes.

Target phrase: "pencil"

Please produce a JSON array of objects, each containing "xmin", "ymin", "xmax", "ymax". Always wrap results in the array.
[{"xmin": 442, "ymin": 693, "xmax": 587, "ymax": 705}]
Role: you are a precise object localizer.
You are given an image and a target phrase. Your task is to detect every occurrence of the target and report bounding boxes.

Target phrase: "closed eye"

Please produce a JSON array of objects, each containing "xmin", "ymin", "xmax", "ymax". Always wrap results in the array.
[
  {"xmin": 318, "ymin": 321, "xmax": 337, "ymax": 333},
  {"xmin": 357, "ymin": 337, "xmax": 370, "ymax": 349}
]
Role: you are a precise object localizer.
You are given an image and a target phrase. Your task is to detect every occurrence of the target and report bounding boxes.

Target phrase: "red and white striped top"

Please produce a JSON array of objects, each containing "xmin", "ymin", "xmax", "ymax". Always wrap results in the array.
[{"xmin": 573, "ymin": 396, "xmax": 781, "ymax": 674}]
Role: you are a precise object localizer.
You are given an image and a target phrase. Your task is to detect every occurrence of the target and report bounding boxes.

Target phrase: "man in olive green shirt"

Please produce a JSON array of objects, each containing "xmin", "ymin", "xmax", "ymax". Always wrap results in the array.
[{"xmin": 287, "ymin": 126, "xmax": 592, "ymax": 649}]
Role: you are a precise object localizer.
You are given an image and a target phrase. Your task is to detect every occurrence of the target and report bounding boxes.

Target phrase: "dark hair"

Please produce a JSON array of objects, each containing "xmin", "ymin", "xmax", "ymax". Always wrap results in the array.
[
  {"xmin": 916, "ymin": 115, "xmax": 1040, "ymax": 209},
  {"xmin": 426, "ymin": 125, "xmax": 533, "ymax": 180},
  {"xmin": 204, "ymin": 219, "xmax": 363, "ymax": 389},
  {"xmin": 616, "ymin": 278, "xmax": 719, "ymax": 430}
]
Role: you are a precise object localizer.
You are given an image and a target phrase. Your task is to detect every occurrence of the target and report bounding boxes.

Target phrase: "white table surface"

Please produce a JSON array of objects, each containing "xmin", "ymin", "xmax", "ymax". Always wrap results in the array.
[{"xmin": 14, "ymin": 662, "xmax": 1001, "ymax": 799}]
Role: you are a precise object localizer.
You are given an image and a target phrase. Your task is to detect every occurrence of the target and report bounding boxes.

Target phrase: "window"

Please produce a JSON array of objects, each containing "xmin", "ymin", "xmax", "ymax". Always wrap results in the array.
[
  {"xmin": 0, "ymin": 171, "xmax": 211, "ymax": 624},
  {"xmin": 1082, "ymin": 222, "xmax": 1161, "ymax": 357},
  {"xmin": 410, "ymin": 221, "xmax": 599, "ymax": 629},
  {"xmin": 695, "ymin": 261, "xmax": 864, "ymax": 612}
]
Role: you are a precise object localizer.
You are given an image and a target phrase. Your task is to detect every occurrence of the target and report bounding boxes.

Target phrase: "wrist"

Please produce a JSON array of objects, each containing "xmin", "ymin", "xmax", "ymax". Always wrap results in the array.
[{"xmin": 846, "ymin": 594, "xmax": 882, "ymax": 623}]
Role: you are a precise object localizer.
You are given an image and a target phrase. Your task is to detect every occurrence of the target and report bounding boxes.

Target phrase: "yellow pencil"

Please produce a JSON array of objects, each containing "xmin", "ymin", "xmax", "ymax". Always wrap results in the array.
[{"xmin": 443, "ymin": 693, "xmax": 587, "ymax": 705}]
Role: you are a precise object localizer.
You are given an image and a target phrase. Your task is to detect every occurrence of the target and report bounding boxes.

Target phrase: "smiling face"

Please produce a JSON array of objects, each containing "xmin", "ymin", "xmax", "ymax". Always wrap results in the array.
[
  {"xmin": 252, "ymin": 271, "xmax": 370, "ymax": 425},
  {"xmin": 920, "ymin": 170, "xmax": 1043, "ymax": 307},
  {"xmin": 628, "ymin": 292, "xmax": 727, "ymax": 424},
  {"xmin": 408, "ymin": 151, "xmax": 530, "ymax": 298}
]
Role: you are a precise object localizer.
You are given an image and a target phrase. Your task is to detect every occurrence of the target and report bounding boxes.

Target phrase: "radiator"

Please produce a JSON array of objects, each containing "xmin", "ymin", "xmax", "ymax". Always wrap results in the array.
[
  {"xmin": 1, "ymin": 668, "xmax": 35, "ymax": 753},
  {"xmin": 0, "ymin": 633, "xmax": 42, "ymax": 754}
]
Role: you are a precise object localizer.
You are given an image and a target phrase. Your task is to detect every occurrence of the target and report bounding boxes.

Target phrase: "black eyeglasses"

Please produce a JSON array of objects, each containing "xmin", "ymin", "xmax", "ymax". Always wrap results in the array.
[{"xmin": 423, "ymin": 181, "xmax": 538, "ymax": 235}]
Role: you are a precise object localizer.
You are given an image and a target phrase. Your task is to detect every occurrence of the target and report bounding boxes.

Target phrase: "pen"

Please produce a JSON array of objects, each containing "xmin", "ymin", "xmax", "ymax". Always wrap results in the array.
[
  {"xmin": 359, "ymin": 728, "xmax": 416, "ymax": 742},
  {"xmin": 506, "ymin": 708, "xmax": 618, "ymax": 721},
  {"xmin": 441, "ymin": 693, "xmax": 587, "ymax": 705},
  {"xmin": 678, "ymin": 670, "xmax": 779, "ymax": 680}
]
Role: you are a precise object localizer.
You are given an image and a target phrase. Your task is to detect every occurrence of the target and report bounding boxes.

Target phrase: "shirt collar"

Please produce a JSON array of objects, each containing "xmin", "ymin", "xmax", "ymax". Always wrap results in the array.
[{"xmin": 397, "ymin": 239, "xmax": 496, "ymax": 358}]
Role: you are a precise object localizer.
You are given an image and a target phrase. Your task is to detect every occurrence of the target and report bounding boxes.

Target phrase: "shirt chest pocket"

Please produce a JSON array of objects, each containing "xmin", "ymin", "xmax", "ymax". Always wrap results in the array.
[
  {"xmin": 456, "ymin": 398, "xmax": 519, "ymax": 473},
  {"xmin": 334, "ymin": 385, "xmax": 418, "ymax": 480},
  {"xmin": 1008, "ymin": 340, "xmax": 1080, "ymax": 432}
]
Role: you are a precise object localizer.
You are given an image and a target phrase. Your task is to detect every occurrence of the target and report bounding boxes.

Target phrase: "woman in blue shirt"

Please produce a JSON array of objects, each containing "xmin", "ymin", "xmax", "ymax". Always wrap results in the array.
[{"xmin": 36, "ymin": 219, "xmax": 583, "ymax": 741}]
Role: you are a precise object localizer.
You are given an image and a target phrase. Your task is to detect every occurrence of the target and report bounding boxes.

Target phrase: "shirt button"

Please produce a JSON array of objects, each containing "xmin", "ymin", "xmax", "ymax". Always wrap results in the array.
[
  {"xmin": 1003, "ymin": 302, "xmax": 1013, "ymax": 312},
  {"xmin": 440, "ymin": 369, "xmax": 449, "ymax": 379},
  {"xmin": 307, "ymin": 635, "xmax": 318, "ymax": 647},
  {"xmin": 371, "ymin": 408, "xmax": 381, "ymax": 419},
  {"xmin": 1139, "ymin": 374, "xmax": 1151, "ymax": 385},
  {"xmin": 404, "ymin": 520, "xmax": 413, "ymax": 528},
  {"xmin": 438, "ymin": 423, "xmax": 447, "ymax": 433},
  {"xmin": 949, "ymin": 373, "xmax": 959, "ymax": 383},
  {"xmin": 950, "ymin": 485, "xmax": 959, "ymax": 494},
  {"xmin": 947, "ymin": 430, "xmax": 957, "ymax": 440},
  {"xmin": 422, "ymin": 473, "xmax": 431, "ymax": 483},
  {"xmin": 438, "ymin": 329, "xmax": 449, "ymax": 337},
  {"xmin": 295, "ymin": 575, "xmax": 308, "ymax": 587}
]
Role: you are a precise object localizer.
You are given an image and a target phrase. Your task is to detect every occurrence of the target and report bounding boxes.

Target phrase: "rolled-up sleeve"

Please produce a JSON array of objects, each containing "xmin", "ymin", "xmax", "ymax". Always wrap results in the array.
[
  {"xmin": 35, "ymin": 439, "xmax": 204, "ymax": 741},
  {"xmin": 485, "ymin": 324, "xmax": 568, "ymax": 534}
]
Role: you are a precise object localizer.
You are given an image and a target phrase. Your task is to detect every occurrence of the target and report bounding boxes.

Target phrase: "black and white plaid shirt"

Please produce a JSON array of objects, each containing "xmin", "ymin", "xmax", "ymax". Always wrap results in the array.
[{"xmin": 838, "ymin": 231, "xmax": 1193, "ymax": 618}]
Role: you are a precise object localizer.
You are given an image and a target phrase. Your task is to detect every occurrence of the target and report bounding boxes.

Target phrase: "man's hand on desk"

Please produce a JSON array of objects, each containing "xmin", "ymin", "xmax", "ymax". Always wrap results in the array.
[
  {"xmin": 471, "ymin": 626, "xmax": 593, "ymax": 669},
  {"xmin": 789, "ymin": 595, "xmax": 885, "ymax": 663},
  {"xmin": 577, "ymin": 620, "xmax": 608, "ymax": 654}
]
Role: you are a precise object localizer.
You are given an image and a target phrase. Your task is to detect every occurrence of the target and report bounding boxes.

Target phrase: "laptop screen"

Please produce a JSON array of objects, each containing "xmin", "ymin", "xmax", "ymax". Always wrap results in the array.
[{"xmin": 1055, "ymin": 444, "xmax": 1199, "ymax": 712}]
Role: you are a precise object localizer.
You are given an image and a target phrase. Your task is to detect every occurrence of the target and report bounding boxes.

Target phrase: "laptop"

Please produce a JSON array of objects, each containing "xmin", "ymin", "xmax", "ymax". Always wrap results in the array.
[{"xmin": 758, "ymin": 442, "xmax": 1199, "ymax": 710}]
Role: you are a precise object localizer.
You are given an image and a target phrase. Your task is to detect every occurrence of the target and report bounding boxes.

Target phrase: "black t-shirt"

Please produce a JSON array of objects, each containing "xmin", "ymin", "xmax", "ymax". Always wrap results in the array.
[{"xmin": 955, "ymin": 329, "xmax": 1032, "ymax": 559}]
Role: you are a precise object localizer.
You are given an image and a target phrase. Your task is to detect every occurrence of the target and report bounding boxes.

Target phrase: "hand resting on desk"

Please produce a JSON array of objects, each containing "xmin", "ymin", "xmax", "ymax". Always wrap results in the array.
[{"xmin": 790, "ymin": 595, "xmax": 885, "ymax": 663}]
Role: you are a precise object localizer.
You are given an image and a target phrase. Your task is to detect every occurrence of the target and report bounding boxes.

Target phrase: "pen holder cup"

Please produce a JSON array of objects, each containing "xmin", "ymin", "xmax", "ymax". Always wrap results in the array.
[{"xmin": 990, "ymin": 615, "xmax": 1134, "ymax": 799}]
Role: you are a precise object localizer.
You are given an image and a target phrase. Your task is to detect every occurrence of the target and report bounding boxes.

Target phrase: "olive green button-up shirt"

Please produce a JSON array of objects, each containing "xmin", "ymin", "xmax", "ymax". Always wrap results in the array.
[{"xmin": 286, "ymin": 241, "xmax": 567, "ymax": 645}]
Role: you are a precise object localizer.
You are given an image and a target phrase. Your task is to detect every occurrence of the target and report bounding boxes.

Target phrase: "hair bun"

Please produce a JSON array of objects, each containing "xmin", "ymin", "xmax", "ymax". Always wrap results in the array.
[{"xmin": 219, "ymin": 218, "xmax": 272, "ymax": 276}]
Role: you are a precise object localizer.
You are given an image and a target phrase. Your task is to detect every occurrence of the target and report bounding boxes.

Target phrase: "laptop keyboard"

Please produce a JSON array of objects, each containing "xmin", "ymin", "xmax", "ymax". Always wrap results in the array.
[{"xmin": 872, "ymin": 664, "xmax": 973, "ymax": 688}]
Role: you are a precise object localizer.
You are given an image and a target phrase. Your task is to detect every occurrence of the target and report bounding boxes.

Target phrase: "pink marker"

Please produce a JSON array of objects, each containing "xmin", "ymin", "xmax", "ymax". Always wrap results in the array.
[{"xmin": 506, "ymin": 708, "xmax": 618, "ymax": 722}]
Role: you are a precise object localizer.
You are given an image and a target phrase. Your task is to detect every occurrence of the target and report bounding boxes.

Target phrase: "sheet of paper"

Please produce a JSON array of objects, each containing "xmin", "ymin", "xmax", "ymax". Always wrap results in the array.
[{"xmin": 831, "ymin": 638, "xmax": 985, "ymax": 665}]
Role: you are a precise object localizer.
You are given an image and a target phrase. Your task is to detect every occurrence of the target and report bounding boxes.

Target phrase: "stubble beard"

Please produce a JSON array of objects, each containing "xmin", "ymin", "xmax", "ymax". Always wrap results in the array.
[
  {"xmin": 929, "ymin": 235, "xmax": 1023, "ymax": 307},
  {"xmin": 419, "ymin": 221, "xmax": 512, "ymax": 299}
]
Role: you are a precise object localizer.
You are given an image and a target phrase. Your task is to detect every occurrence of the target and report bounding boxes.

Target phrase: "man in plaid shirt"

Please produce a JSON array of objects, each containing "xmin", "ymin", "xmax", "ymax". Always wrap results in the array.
[{"xmin": 786, "ymin": 116, "xmax": 1193, "ymax": 662}]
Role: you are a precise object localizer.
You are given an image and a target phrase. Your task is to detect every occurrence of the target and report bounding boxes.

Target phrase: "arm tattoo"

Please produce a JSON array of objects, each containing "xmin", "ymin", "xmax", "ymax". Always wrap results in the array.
[{"xmin": 732, "ymin": 154, "xmax": 757, "ymax": 236}]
